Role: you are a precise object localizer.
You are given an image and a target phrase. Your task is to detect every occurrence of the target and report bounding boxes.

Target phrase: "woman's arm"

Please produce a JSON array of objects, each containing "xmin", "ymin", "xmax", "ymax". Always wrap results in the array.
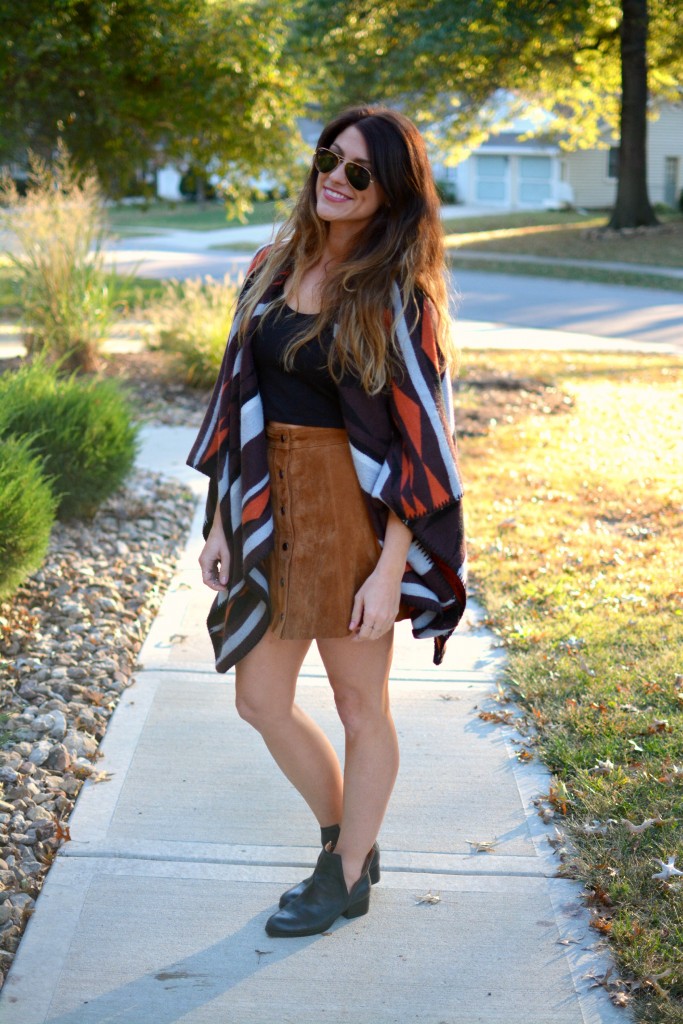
[
  {"xmin": 197, "ymin": 500, "xmax": 231, "ymax": 592},
  {"xmin": 349, "ymin": 509, "xmax": 412, "ymax": 641}
]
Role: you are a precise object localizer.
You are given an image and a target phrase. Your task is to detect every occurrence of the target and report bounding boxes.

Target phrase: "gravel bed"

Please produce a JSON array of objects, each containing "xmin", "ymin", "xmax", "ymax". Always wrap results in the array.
[{"xmin": 0, "ymin": 467, "xmax": 197, "ymax": 988}]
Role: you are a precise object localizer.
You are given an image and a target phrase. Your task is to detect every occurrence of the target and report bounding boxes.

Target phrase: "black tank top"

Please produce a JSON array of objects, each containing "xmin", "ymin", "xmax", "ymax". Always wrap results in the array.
[{"xmin": 253, "ymin": 305, "xmax": 344, "ymax": 428}]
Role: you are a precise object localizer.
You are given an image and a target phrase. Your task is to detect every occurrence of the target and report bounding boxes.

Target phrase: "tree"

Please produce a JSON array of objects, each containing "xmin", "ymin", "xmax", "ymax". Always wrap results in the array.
[
  {"xmin": 0, "ymin": 0, "xmax": 306, "ymax": 203},
  {"xmin": 292, "ymin": 0, "xmax": 683, "ymax": 228},
  {"xmin": 609, "ymin": 0, "xmax": 657, "ymax": 227}
]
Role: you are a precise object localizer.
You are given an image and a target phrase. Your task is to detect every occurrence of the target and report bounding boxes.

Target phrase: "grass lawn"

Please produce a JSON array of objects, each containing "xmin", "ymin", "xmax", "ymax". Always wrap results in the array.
[
  {"xmin": 106, "ymin": 199, "xmax": 282, "ymax": 234},
  {"xmin": 448, "ymin": 255, "xmax": 683, "ymax": 293},
  {"xmin": 457, "ymin": 350, "xmax": 683, "ymax": 1021},
  {"xmin": 445, "ymin": 211, "xmax": 683, "ymax": 269}
]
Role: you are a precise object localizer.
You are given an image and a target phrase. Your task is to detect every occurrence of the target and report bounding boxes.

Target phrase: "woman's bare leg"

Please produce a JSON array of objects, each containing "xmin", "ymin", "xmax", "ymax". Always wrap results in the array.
[
  {"xmin": 317, "ymin": 629, "xmax": 399, "ymax": 892},
  {"xmin": 235, "ymin": 627, "xmax": 344, "ymax": 827}
]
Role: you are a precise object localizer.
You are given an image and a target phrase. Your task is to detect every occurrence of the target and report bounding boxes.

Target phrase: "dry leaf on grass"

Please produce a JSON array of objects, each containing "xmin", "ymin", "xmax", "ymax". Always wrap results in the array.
[
  {"xmin": 580, "ymin": 820, "xmax": 614, "ymax": 835},
  {"xmin": 645, "ymin": 718, "xmax": 672, "ymax": 734},
  {"xmin": 547, "ymin": 827, "xmax": 565, "ymax": 849},
  {"xmin": 652, "ymin": 856, "xmax": 683, "ymax": 880},
  {"xmin": 621, "ymin": 816, "xmax": 665, "ymax": 834},
  {"xmin": 589, "ymin": 759, "xmax": 615, "ymax": 775}
]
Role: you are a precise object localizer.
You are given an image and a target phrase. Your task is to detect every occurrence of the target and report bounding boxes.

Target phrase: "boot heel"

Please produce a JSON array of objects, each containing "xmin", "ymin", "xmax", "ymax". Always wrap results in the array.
[
  {"xmin": 343, "ymin": 894, "xmax": 370, "ymax": 920},
  {"xmin": 369, "ymin": 862, "xmax": 380, "ymax": 885}
]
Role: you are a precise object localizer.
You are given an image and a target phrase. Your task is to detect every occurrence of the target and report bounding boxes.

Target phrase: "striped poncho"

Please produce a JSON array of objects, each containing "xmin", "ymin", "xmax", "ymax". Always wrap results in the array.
[{"xmin": 186, "ymin": 251, "xmax": 467, "ymax": 672}]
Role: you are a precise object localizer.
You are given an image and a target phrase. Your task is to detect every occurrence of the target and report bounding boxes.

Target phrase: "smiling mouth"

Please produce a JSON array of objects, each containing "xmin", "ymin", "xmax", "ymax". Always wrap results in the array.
[{"xmin": 322, "ymin": 186, "xmax": 352, "ymax": 202}]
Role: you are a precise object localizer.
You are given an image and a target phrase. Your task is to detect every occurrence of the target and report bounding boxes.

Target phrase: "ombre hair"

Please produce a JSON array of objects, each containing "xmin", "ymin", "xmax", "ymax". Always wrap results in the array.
[{"xmin": 237, "ymin": 106, "xmax": 457, "ymax": 394}]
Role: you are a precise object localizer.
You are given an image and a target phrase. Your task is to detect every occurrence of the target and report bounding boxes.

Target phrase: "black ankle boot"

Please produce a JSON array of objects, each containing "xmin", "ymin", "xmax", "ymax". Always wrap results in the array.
[
  {"xmin": 278, "ymin": 829, "xmax": 381, "ymax": 909},
  {"xmin": 266, "ymin": 847, "xmax": 372, "ymax": 938}
]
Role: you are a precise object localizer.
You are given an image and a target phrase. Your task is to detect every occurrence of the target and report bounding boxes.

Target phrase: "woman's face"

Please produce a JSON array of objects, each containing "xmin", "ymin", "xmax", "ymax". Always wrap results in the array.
[{"xmin": 315, "ymin": 125, "xmax": 385, "ymax": 230}]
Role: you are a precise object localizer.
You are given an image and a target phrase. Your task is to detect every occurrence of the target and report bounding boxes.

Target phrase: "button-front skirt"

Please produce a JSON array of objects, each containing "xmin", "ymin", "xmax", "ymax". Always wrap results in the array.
[{"xmin": 265, "ymin": 421, "xmax": 383, "ymax": 639}]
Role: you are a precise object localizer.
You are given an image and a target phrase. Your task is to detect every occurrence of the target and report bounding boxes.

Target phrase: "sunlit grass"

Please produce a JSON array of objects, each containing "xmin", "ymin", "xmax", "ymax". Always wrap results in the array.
[{"xmin": 459, "ymin": 350, "xmax": 683, "ymax": 1022}]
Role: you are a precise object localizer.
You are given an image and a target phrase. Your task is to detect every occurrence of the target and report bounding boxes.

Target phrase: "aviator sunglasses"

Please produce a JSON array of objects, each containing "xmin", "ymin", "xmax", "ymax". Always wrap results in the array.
[{"xmin": 314, "ymin": 147, "xmax": 375, "ymax": 192}]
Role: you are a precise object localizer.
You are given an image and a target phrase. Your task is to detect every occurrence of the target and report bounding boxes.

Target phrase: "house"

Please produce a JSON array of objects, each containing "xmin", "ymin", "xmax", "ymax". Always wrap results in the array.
[{"xmin": 433, "ymin": 100, "xmax": 683, "ymax": 211}]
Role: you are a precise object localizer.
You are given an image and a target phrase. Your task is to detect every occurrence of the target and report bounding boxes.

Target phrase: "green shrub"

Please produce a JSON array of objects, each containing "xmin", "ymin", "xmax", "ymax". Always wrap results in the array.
[
  {"xmin": 0, "ymin": 143, "xmax": 119, "ymax": 372},
  {"xmin": 145, "ymin": 274, "xmax": 239, "ymax": 388},
  {"xmin": 0, "ymin": 435, "xmax": 58, "ymax": 599},
  {"xmin": 0, "ymin": 359, "xmax": 139, "ymax": 520}
]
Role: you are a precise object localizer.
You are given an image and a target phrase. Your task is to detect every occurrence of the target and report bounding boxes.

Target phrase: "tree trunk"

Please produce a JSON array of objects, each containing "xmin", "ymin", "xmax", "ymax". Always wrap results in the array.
[{"xmin": 608, "ymin": 0, "xmax": 659, "ymax": 228}]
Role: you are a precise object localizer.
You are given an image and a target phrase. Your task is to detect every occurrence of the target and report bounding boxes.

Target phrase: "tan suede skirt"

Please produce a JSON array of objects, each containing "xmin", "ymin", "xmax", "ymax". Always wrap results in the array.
[{"xmin": 265, "ymin": 421, "xmax": 383, "ymax": 639}]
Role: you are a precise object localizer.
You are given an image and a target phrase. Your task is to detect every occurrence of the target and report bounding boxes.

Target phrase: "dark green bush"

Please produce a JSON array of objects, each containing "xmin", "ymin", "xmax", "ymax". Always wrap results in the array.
[
  {"xmin": 0, "ymin": 435, "xmax": 58, "ymax": 599},
  {"xmin": 0, "ymin": 360, "xmax": 140, "ymax": 520}
]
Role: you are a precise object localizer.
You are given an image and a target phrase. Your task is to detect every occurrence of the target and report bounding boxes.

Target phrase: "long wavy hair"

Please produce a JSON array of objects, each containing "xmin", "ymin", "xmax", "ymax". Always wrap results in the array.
[{"xmin": 237, "ymin": 106, "xmax": 456, "ymax": 394}]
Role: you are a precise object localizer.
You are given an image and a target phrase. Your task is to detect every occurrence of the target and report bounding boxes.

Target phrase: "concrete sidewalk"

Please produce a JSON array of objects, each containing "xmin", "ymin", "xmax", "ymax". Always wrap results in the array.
[{"xmin": 0, "ymin": 426, "xmax": 628, "ymax": 1024}]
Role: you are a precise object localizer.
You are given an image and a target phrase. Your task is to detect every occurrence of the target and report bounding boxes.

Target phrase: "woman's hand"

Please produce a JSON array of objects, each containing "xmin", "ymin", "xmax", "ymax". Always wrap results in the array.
[
  {"xmin": 349, "ymin": 510, "xmax": 412, "ymax": 641},
  {"xmin": 349, "ymin": 563, "xmax": 402, "ymax": 641},
  {"xmin": 198, "ymin": 506, "xmax": 230, "ymax": 592}
]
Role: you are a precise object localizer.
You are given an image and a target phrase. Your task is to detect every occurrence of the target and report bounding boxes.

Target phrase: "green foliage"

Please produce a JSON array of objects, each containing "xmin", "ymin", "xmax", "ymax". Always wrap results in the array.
[
  {"xmin": 0, "ymin": 144, "xmax": 119, "ymax": 371},
  {"xmin": 0, "ymin": 359, "xmax": 139, "ymax": 520},
  {"xmin": 0, "ymin": 435, "xmax": 58, "ymax": 599},
  {"xmin": 293, "ymin": 0, "xmax": 683, "ymax": 153},
  {"xmin": 145, "ymin": 275, "xmax": 239, "ymax": 388},
  {"xmin": 0, "ymin": 0, "xmax": 307, "ymax": 205}
]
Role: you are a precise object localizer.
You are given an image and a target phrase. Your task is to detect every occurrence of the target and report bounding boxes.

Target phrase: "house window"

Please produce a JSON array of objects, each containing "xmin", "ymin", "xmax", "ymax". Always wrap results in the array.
[
  {"xmin": 607, "ymin": 147, "xmax": 620, "ymax": 180},
  {"xmin": 664, "ymin": 157, "xmax": 679, "ymax": 207}
]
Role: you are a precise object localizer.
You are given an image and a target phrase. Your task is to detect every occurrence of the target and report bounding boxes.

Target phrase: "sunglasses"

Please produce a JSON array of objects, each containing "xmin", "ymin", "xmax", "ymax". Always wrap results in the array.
[{"xmin": 314, "ymin": 147, "xmax": 375, "ymax": 192}]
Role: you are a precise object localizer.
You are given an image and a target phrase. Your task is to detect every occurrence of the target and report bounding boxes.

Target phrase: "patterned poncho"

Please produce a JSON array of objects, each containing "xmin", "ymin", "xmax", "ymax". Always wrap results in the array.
[{"xmin": 186, "ymin": 250, "xmax": 467, "ymax": 672}]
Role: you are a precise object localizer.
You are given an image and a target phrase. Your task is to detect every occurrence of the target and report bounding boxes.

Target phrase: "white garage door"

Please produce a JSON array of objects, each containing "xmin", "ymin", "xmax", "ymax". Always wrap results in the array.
[
  {"xmin": 519, "ymin": 156, "xmax": 552, "ymax": 204},
  {"xmin": 475, "ymin": 155, "xmax": 509, "ymax": 203}
]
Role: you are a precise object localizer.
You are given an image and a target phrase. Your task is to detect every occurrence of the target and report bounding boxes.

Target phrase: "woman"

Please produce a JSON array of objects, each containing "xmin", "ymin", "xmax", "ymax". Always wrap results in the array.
[{"xmin": 187, "ymin": 106, "xmax": 466, "ymax": 938}]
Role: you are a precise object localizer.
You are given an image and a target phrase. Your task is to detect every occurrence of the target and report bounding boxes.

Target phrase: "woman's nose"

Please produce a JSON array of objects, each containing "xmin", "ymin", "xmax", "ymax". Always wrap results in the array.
[{"xmin": 327, "ymin": 162, "xmax": 348, "ymax": 189}]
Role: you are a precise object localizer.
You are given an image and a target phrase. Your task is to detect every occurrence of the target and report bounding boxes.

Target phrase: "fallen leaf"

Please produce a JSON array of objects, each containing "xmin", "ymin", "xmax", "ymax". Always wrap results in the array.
[
  {"xmin": 89, "ymin": 771, "xmax": 114, "ymax": 784},
  {"xmin": 467, "ymin": 838, "xmax": 498, "ymax": 853},
  {"xmin": 589, "ymin": 759, "xmax": 615, "ymax": 775},
  {"xmin": 611, "ymin": 993, "xmax": 632, "ymax": 1007},
  {"xmin": 652, "ymin": 856, "xmax": 683, "ymax": 880},
  {"xmin": 415, "ymin": 892, "xmax": 441, "ymax": 905},
  {"xmin": 547, "ymin": 827, "xmax": 565, "ymax": 849},
  {"xmin": 55, "ymin": 821, "xmax": 72, "ymax": 844},
  {"xmin": 646, "ymin": 719, "xmax": 672, "ymax": 734},
  {"xmin": 516, "ymin": 749, "xmax": 534, "ymax": 762},
  {"xmin": 621, "ymin": 816, "xmax": 664, "ymax": 834},
  {"xmin": 580, "ymin": 820, "xmax": 611, "ymax": 835},
  {"xmin": 627, "ymin": 739, "xmax": 643, "ymax": 752},
  {"xmin": 478, "ymin": 709, "xmax": 514, "ymax": 725},
  {"xmin": 590, "ymin": 915, "xmax": 614, "ymax": 935}
]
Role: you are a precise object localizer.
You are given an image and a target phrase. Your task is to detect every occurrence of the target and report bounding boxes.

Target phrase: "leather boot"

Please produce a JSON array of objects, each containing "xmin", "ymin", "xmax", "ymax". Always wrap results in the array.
[
  {"xmin": 266, "ymin": 847, "xmax": 372, "ymax": 937},
  {"xmin": 279, "ymin": 833, "xmax": 381, "ymax": 909}
]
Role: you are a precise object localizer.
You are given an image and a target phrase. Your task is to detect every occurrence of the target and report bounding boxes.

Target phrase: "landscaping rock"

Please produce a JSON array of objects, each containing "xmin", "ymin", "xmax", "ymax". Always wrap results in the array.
[{"xmin": 0, "ymin": 467, "xmax": 197, "ymax": 992}]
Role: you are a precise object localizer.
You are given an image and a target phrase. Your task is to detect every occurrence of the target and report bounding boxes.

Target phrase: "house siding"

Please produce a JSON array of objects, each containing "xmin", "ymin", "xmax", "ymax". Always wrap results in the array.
[{"xmin": 565, "ymin": 103, "xmax": 683, "ymax": 209}]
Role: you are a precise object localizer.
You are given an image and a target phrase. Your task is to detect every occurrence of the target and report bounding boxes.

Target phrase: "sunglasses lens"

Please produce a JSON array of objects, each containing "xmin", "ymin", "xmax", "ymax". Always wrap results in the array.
[
  {"xmin": 345, "ymin": 163, "xmax": 371, "ymax": 191},
  {"xmin": 315, "ymin": 148, "xmax": 373, "ymax": 192},
  {"xmin": 314, "ymin": 149, "xmax": 338, "ymax": 174}
]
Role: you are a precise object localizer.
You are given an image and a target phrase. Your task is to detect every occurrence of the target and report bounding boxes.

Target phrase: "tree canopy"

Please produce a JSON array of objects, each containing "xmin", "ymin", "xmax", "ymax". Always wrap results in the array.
[
  {"xmin": 0, "ymin": 0, "xmax": 305, "ymax": 200},
  {"xmin": 292, "ymin": 0, "xmax": 683, "ymax": 224}
]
